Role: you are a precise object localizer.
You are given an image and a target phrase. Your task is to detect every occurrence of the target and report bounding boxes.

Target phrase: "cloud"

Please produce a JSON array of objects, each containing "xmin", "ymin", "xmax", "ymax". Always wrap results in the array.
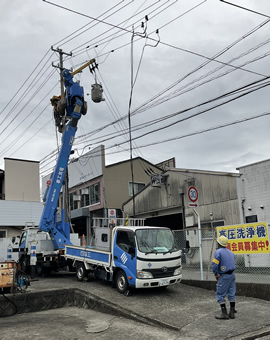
[{"xmin": 1, "ymin": 0, "xmax": 270, "ymax": 175}]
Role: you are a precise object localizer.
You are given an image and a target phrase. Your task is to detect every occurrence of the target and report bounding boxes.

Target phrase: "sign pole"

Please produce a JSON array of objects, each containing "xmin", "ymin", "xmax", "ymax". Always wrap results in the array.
[{"xmin": 193, "ymin": 208, "xmax": 203, "ymax": 281}]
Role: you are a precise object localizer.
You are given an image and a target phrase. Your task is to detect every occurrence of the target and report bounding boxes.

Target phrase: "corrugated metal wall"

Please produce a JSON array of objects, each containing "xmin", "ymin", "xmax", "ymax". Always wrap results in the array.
[
  {"xmin": 0, "ymin": 200, "xmax": 43, "ymax": 227},
  {"xmin": 124, "ymin": 169, "xmax": 240, "ymax": 227}
]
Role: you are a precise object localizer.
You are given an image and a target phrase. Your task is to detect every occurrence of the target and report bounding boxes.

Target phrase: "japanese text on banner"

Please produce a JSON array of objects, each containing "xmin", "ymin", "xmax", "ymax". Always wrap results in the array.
[{"xmin": 216, "ymin": 222, "xmax": 270, "ymax": 254}]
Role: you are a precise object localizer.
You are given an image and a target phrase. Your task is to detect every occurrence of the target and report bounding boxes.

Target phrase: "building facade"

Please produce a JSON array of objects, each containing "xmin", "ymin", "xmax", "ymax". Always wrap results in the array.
[
  {"xmin": 0, "ymin": 158, "xmax": 43, "ymax": 239},
  {"xmin": 42, "ymin": 145, "xmax": 163, "ymax": 238},
  {"xmin": 237, "ymin": 159, "xmax": 270, "ymax": 224},
  {"xmin": 123, "ymin": 167, "xmax": 241, "ymax": 230},
  {"xmin": 237, "ymin": 159, "xmax": 270, "ymax": 267}
]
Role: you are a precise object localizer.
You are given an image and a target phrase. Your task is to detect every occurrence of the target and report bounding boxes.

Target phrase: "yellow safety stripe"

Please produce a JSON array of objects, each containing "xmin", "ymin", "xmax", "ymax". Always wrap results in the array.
[{"xmin": 212, "ymin": 258, "xmax": 219, "ymax": 265}]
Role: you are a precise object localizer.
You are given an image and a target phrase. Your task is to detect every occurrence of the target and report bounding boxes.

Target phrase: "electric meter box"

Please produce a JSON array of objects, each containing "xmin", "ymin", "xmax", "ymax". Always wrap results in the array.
[
  {"xmin": 0, "ymin": 261, "xmax": 16, "ymax": 288},
  {"xmin": 185, "ymin": 229, "xmax": 199, "ymax": 247}
]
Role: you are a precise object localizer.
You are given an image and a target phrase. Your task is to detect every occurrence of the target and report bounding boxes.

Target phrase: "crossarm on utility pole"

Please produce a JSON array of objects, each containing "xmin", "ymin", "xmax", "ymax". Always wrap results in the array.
[{"xmin": 71, "ymin": 59, "xmax": 96, "ymax": 77}]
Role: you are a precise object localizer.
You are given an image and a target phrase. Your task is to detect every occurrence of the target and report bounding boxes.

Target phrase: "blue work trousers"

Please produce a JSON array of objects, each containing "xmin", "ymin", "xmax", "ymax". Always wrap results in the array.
[{"xmin": 216, "ymin": 272, "xmax": 236, "ymax": 304}]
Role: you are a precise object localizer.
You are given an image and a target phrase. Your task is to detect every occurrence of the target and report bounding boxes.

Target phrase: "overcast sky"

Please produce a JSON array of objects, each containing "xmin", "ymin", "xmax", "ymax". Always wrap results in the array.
[{"xmin": 1, "ymin": 0, "xmax": 270, "ymax": 178}]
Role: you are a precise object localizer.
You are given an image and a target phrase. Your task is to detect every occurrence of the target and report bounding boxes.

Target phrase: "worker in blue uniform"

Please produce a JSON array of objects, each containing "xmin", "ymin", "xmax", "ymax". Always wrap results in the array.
[{"xmin": 212, "ymin": 235, "xmax": 236, "ymax": 320}]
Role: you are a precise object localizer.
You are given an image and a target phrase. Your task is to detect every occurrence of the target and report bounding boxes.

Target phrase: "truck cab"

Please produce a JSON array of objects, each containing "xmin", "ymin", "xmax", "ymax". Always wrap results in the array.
[
  {"xmin": 112, "ymin": 226, "xmax": 182, "ymax": 293},
  {"xmin": 18, "ymin": 226, "xmax": 61, "ymax": 275}
]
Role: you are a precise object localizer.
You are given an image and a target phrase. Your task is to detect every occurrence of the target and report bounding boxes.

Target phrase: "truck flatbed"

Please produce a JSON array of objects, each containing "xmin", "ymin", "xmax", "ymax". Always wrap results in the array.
[{"xmin": 65, "ymin": 245, "xmax": 111, "ymax": 267}]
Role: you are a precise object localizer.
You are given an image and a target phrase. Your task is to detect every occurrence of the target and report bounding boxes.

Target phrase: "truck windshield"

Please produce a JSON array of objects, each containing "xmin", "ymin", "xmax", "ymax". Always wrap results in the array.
[{"xmin": 135, "ymin": 228, "xmax": 178, "ymax": 254}]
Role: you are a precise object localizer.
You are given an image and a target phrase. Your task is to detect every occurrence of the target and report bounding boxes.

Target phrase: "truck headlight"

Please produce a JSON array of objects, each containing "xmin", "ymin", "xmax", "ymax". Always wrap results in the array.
[
  {"xmin": 137, "ymin": 270, "xmax": 153, "ymax": 279},
  {"xmin": 174, "ymin": 266, "xmax": 182, "ymax": 276}
]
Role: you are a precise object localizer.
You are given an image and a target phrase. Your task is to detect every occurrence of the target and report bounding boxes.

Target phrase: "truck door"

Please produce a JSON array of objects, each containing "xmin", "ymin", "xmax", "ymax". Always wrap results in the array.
[
  {"xmin": 19, "ymin": 231, "xmax": 27, "ymax": 252},
  {"xmin": 113, "ymin": 230, "xmax": 136, "ymax": 286},
  {"xmin": 18, "ymin": 231, "xmax": 29, "ymax": 272}
]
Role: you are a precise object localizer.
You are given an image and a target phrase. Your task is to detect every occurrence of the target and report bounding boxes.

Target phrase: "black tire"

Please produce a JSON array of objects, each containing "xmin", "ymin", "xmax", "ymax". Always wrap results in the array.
[
  {"xmin": 20, "ymin": 256, "xmax": 29, "ymax": 274},
  {"xmin": 67, "ymin": 264, "xmax": 76, "ymax": 273},
  {"xmin": 116, "ymin": 270, "xmax": 128, "ymax": 294},
  {"xmin": 35, "ymin": 263, "xmax": 44, "ymax": 276},
  {"xmin": 76, "ymin": 263, "xmax": 88, "ymax": 282}
]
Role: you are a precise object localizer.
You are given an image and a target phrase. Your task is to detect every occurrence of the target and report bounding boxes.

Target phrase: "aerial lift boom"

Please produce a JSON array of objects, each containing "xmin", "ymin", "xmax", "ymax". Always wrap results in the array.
[{"xmin": 39, "ymin": 60, "xmax": 100, "ymax": 250}]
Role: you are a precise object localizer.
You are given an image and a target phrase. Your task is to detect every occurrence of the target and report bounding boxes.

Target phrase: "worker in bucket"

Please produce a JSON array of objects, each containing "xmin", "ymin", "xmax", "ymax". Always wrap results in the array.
[{"xmin": 212, "ymin": 235, "xmax": 236, "ymax": 320}]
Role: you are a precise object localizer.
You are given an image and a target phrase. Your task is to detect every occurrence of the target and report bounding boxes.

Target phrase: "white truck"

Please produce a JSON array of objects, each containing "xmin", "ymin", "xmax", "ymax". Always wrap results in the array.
[
  {"xmin": 65, "ymin": 218, "xmax": 182, "ymax": 294},
  {"xmin": 18, "ymin": 225, "xmax": 79, "ymax": 275}
]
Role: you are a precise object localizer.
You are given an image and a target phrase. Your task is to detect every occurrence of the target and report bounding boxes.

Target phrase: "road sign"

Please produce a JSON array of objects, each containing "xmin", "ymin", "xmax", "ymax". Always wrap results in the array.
[
  {"xmin": 188, "ymin": 203, "xmax": 199, "ymax": 208},
  {"xmin": 188, "ymin": 186, "xmax": 198, "ymax": 202},
  {"xmin": 108, "ymin": 209, "xmax": 116, "ymax": 219}
]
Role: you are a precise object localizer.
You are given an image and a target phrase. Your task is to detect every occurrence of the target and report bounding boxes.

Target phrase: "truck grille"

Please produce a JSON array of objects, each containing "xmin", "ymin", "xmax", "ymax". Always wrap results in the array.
[{"xmin": 143, "ymin": 266, "xmax": 178, "ymax": 278}]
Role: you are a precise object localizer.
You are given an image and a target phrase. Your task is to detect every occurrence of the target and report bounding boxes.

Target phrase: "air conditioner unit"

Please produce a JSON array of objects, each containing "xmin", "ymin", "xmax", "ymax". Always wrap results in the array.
[
  {"xmin": 81, "ymin": 189, "xmax": 89, "ymax": 195},
  {"xmin": 73, "ymin": 194, "xmax": 81, "ymax": 201}
]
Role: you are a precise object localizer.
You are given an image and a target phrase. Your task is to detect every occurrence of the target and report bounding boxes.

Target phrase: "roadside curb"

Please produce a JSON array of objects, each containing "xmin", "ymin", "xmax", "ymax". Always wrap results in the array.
[
  {"xmin": 74, "ymin": 289, "xmax": 180, "ymax": 331},
  {"xmin": 0, "ymin": 288, "xmax": 179, "ymax": 331},
  {"xmin": 181, "ymin": 280, "xmax": 270, "ymax": 301}
]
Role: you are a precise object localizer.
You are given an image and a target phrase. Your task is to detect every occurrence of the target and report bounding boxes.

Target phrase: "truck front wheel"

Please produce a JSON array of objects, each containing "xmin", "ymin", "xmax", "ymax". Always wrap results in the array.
[
  {"xmin": 116, "ymin": 270, "xmax": 128, "ymax": 294},
  {"xmin": 76, "ymin": 263, "xmax": 88, "ymax": 282}
]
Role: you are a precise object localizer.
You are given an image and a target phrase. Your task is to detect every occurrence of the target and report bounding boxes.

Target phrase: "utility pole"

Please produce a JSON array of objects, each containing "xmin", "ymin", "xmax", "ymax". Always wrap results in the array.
[
  {"xmin": 193, "ymin": 208, "xmax": 203, "ymax": 281},
  {"xmin": 51, "ymin": 47, "xmax": 72, "ymax": 96},
  {"xmin": 51, "ymin": 47, "xmax": 72, "ymax": 226}
]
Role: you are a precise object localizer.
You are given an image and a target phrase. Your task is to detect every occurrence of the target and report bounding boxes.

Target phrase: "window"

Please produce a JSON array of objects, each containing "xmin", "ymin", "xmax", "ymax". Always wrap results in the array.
[
  {"xmin": 90, "ymin": 183, "xmax": 100, "ymax": 205},
  {"xmin": 201, "ymin": 220, "xmax": 225, "ymax": 239},
  {"xmin": 136, "ymin": 228, "xmax": 177, "ymax": 253},
  {"xmin": 81, "ymin": 188, "xmax": 90, "ymax": 207},
  {"xmin": 245, "ymin": 215, "xmax": 257, "ymax": 223},
  {"xmin": 101, "ymin": 233, "xmax": 108, "ymax": 242},
  {"xmin": 0, "ymin": 230, "xmax": 6, "ymax": 239},
  {"xmin": 19, "ymin": 231, "xmax": 26, "ymax": 246},
  {"xmin": 116, "ymin": 230, "xmax": 135, "ymax": 253},
  {"xmin": 69, "ymin": 192, "xmax": 79, "ymax": 210},
  {"xmin": 128, "ymin": 182, "xmax": 145, "ymax": 196},
  {"xmin": 69, "ymin": 183, "xmax": 100, "ymax": 210}
]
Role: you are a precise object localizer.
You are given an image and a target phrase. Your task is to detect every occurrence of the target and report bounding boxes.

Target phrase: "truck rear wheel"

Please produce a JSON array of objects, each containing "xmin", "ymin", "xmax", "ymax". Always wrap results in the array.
[
  {"xmin": 116, "ymin": 270, "xmax": 128, "ymax": 294},
  {"xmin": 20, "ymin": 256, "xmax": 29, "ymax": 274},
  {"xmin": 35, "ymin": 263, "xmax": 44, "ymax": 276},
  {"xmin": 76, "ymin": 263, "xmax": 88, "ymax": 282}
]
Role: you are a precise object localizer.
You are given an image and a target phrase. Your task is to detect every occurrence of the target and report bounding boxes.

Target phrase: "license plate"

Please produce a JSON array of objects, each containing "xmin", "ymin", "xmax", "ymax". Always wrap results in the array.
[{"xmin": 160, "ymin": 279, "xmax": 169, "ymax": 286}]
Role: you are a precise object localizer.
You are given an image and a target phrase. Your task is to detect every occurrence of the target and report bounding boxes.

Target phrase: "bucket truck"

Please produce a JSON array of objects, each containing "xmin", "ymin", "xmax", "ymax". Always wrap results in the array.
[
  {"xmin": 18, "ymin": 59, "xmax": 101, "ymax": 275},
  {"xmin": 15, "ymin": 59, "xmax": 182, "ymax": 293}
]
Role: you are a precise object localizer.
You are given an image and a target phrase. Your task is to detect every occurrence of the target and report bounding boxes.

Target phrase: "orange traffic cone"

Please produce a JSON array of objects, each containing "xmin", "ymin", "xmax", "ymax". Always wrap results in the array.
[{"xmin": 82, "ymin": 234, "xmax": 86, "ymax": 246}]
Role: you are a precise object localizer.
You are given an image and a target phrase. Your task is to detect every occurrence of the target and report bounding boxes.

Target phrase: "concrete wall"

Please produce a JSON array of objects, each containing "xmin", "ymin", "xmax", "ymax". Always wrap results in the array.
[
  {"xmin": 181, "ymin": 279, "xmax": 270, "ymax": 301},
  {"xmin": 4, "ymin": 158, "xmax": 40, "ymax": 202},
  {"xmin": 237, "ymin": 159, "xmax": 270, "ymax": 223}
]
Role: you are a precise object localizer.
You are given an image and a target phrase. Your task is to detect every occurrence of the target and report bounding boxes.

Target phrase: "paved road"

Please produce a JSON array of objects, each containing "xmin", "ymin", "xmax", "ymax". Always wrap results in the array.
[{"xmin": 1, "ymin": 272, "xmax": 270, "ymax": 339}]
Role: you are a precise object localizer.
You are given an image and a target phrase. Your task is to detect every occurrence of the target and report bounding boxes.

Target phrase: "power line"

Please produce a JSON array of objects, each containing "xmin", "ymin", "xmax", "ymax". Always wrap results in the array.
[
  {"xmin": 220, "ymin": 1, "xmax": 270, "ymax": 18},
  {"xmin": 63, "ymin": 0, "xmax": 176, "ymax": 57},
  {"xmin": 0, "ymin": 48, "xmax": 52, "ymax": 118},
  {"xmin": 53, "ymin": 0, "xmax": 128, "ymax": 47},
  {"xmin": 43, "ymin": 0, "xmax": 137, "ymax": 34},
  {"xmin": 39, "ymin": 109, "xmax": 270, "ymax": 176},
  {"xmin": 106, "ymin": 111, "xmax": 270, "ymax": 153},
  {"xmin": 39, "ymin": 75, "xmax": 270, "ymax": 171},
  {"xmin": 3, "ymin": 1, "xmax": 270, "ymax": 171}
]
